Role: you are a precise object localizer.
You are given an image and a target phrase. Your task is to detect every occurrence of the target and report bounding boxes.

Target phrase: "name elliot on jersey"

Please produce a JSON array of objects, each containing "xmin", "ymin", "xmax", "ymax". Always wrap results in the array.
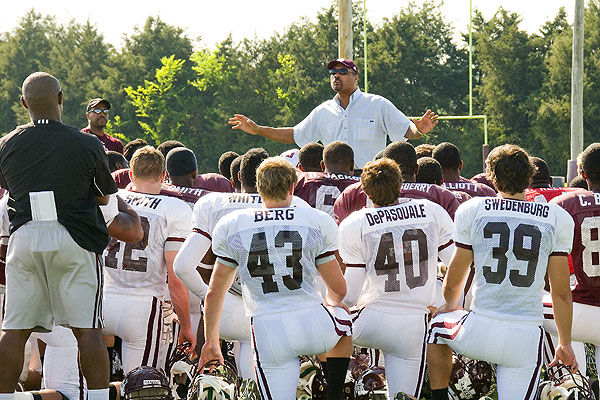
[
  {"xmin": 366, "ymin": 203, "xmax": 427, "ymax": 226},
  {"xmin": 484, "ymin": 198, "xmax": 549, "ymax": 218}
]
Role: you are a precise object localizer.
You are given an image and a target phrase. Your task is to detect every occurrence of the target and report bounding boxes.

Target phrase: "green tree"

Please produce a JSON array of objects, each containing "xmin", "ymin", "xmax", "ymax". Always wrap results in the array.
[{"xmin": 125, "ymin": 55, "xmax": 187, "ymax": 145}]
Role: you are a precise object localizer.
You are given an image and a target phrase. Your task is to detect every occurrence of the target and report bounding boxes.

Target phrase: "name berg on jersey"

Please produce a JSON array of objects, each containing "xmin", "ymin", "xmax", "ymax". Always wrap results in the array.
[
  {"xmin": 484, "ymin": 198, "xmax": 549, "ymax": 218},
  {"xmin": 578, "ymin": 192, "xmax": 600, "ymax": 207},
  {"xmin": 366, "ymin": 203, "xmax": 426, "ymax": 226},
  {"xmin": 124, "ymin": 193, "xmax": 162, "ymax": 210},
  {"xmin": 254, "ymin": 208, "xmax": 295, "ymax": 222}
]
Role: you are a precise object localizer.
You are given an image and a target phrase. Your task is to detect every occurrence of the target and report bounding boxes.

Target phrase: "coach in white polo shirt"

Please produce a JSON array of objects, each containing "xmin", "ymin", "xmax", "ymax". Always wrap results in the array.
[{"xmin": 229, "ymin": 58, "xmax": 438, "ymax": 169}]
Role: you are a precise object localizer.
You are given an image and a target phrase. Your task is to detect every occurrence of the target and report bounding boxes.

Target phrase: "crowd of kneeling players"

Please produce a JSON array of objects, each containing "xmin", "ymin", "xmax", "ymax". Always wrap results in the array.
[{"xmin": 3, "ymin": 138, "xmax": 600, "ymax": 400}]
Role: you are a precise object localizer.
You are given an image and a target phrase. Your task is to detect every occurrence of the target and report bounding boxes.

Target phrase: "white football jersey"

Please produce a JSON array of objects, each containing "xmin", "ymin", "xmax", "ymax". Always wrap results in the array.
[
  {"xmin": 103, "ymin": 189, "xmax": 192, "ymax": 297},
  {"xmin": 192, "ymin": 192, "xmax": 309, "ymax": 239},
  {"xmin": 339, "ymin": 199, "xmax": 453, "ymax": 313},
  {"xmin": 455, "ymin": 197, "xmax": 574, "ymax": 323},
  {"xmin": 212, "ymin": 206, "xmax": 338, "ymax": 317}
]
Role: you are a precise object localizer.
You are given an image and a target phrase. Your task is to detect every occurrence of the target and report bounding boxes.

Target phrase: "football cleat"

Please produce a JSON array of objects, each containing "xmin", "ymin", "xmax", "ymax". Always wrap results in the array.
[{"xmin": 123, "ymin": 366, "xmax": 171, "ymax": 400}]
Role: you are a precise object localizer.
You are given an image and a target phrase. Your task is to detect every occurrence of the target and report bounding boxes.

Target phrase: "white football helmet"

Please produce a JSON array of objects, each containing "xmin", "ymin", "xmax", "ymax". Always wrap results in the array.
[{"xmin": 187, "ymin": 360, "xmax": 238, "ymax": 400}]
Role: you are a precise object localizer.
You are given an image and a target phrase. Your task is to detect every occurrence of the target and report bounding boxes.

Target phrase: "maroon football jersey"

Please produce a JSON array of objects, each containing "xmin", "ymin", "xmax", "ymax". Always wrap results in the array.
[
  {"xmin": 451, "ymin": 190, "xmax": 472, "ymax": 204},
  {"xmin": 195, "ymin": 173, "xmax": 234, "ymax": 193},
  {"xmin": 81, "ymin": 128, "xmax": 124, "ymax": 154},
  {"xmin": 443, "ymin": 179, "xmax": 497, "ymax": 198},
  {"xmin": 294, "ymin": 172, "xmax": 360, "ymax": 217},
  {"xmin": 334, "ymin": 181, "xmax": 459, "ymax": 224},
  {"xmin": 551, "ymin": 190, "xmax": 600, "ymax": 306},
  {"xmin": 169, "ymin": 184, "xmax": 212, "ymax": 208},
  {"xmin": 470, "ymin": 172, "xmax": 497, "ymax": 192},
  {"xmin": 525, "ymin": 187, "xmax": 584, "ymax": 203}
]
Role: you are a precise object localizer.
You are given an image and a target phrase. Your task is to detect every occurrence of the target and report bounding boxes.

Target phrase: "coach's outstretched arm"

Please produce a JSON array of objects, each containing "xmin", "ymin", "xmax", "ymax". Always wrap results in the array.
[
  {"xmin": 228, "ymin": 114, "xmax": 295, "ymax": 144},
  {"xmin": 547, "ymin": 254, "xmax": 578, "ymax": 372}
]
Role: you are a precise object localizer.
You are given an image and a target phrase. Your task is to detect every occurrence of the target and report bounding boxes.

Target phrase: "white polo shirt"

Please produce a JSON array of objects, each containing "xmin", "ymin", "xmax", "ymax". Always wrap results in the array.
[{"xmin": 293, "ymin": 88, "xmax": 411, "ymax": 168}]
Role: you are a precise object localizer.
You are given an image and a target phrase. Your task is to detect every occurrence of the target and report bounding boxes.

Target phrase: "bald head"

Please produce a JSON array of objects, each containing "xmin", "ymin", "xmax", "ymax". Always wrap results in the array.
[{"xmin": 21, "ymin": 72, "xmax": 63, "ymax": 120}]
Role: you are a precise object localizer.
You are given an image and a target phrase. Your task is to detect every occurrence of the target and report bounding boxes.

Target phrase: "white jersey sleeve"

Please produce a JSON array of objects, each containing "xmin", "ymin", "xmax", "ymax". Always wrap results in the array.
[
  {"xmin": 212, "ymin": 216, "xmax": 238, "ymax": 268},
  {"xmin": 552, "ymin": 206, "xmax": 575, "ymax": 255},
  {"xmin": 191, "ymin": 192, "xmax": 218, "ymax": 238},
  {"xmin": 453, "ymin": 200, "xmax": 477, "ymax": 248},
  {"xmin": 338, "ymin": 213, "xmax": 365, "ymax": 266},
  {"xmin": 100, "ymin": 193, "xmax": 119, "ymax": 226},
  {"xmin": 165, "ymin": 201, "xmax": 192, "ymax": 252}
]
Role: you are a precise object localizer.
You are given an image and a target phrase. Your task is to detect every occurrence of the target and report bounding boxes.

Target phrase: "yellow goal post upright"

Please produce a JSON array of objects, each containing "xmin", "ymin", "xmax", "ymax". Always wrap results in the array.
[{"xmin": 361, "ymin": 0, "xmax": 490, "ymax": 172}]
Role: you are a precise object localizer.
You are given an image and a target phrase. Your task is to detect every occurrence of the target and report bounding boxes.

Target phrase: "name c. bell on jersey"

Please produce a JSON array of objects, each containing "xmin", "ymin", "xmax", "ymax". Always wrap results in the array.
[
  {"xmin": 254, "ymin": 208, "xmax": 295, "ymax": 222},
  {"xmin": 484, "ymin": 198, "xmax": 549, "ymax": 218},
  {"xmin": 578, "ymin": 192, "xmax": 600, "ymax": 207},
  {"xmin": 366, "ymin": 203, "xmax": 426, "ymax": 226}
]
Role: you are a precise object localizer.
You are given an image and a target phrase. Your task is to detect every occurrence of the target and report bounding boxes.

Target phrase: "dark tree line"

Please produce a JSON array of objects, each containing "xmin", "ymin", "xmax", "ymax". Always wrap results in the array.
[{"xmin": 0, "ymin": 1, "xmax": 597, "ymax": 177}]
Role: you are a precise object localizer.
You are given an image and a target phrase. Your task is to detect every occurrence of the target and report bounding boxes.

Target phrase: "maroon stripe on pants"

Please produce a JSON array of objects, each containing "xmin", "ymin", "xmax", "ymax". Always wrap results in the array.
[
  {"xmin": 414, "ymin": 314, "xmax": 428, "ymax": 398},
  {"xmin": 544, "ymin": 331, "xmax": 556, "ymax": 365},
  {"xmin": 321, "ymin": 304, "xmax": 349, "ymax": 336},
  {"xmin": 142, "ymin": 297, "xmax": 158, "ymax": 366},
  {"xmin": 524, "ymin": 327, "xmax": 544, "ymax": 400},
  {"xmin": 251, "ymin": 319, "xmax": 273, "ymax": 400},
  {"xmin": 151, "ymin": 300, "xmax": 163, "ymax": 368}
]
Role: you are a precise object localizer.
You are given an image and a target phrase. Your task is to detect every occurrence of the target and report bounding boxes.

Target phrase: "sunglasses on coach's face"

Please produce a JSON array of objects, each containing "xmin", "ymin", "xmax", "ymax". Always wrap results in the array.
[
  {"xmin": 329, "ymin": 68, "xmax": 353, "ymax": 76},
  {"xmin": 89, "ymin": 108, "xmax": 109, "ymax": 115}
]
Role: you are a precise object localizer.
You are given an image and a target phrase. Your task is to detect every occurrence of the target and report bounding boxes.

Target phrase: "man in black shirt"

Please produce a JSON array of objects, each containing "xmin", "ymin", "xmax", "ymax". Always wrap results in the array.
[{"xmin": 0, "ymin": 72, "xmax": 117, "ymax": 400}]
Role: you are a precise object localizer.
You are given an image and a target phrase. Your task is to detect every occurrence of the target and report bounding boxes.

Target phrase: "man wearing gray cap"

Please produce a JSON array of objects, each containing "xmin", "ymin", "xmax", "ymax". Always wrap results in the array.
[
  {"xmin": 82, "ymin": 97, "xmax": 124, "ymax": 154},
  {"xmin": 229, "ymin": 58, "xmax": 438, "ymax": 169}
]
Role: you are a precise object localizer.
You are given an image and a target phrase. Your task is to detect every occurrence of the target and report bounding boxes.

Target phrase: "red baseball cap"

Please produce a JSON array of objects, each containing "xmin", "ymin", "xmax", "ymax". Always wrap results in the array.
[{"xmin": 327, "ymin": 58, "xmax": 358, "ymax": 74}]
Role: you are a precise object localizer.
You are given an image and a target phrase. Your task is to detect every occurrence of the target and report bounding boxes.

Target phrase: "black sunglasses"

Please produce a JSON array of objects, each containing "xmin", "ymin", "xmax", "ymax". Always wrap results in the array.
[{"xmin": 329, "ymin": 68, "xmax": 353, "ymax": 76}]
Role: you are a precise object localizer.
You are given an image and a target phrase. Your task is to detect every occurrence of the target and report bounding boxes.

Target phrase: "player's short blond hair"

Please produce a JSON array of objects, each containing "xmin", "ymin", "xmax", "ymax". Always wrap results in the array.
[
  {"xmin": 361, "ymin": 158, "xmax": 403, "ymax": 206},
  {"xmin": 256, "ymin": 157, "xmax": 298, "ymax": 201},
  {"xmin": 130, "ymin": 146, "xmax": 165, "ymax": 182}
]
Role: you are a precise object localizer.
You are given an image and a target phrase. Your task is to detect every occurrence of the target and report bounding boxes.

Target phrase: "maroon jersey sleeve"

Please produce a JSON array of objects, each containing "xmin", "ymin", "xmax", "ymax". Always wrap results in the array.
[
  {"xmin": 470, "ymin": 173, "xmax": 497, "ymax": 192},
  {"xmin": 451, "ymin": 190, "xmax": 472, "ymax": 205},
  {"xmin": 195, "ymin": 173, "xmax": 234, "ymax": 193},
  {"xmin": 112, "ymin": 168, "xmax": 131, "ymax": 189},
  {"xmin": 333, "ymin": 181, "xmax": 367, "ymax": 225},
  {"xmin": 400, "ymin": 183, "xmax": 459, "ymax": 219},
  {"xmin": 552, "ymin": 191, "xmax": 600, "ymax": 306}
]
